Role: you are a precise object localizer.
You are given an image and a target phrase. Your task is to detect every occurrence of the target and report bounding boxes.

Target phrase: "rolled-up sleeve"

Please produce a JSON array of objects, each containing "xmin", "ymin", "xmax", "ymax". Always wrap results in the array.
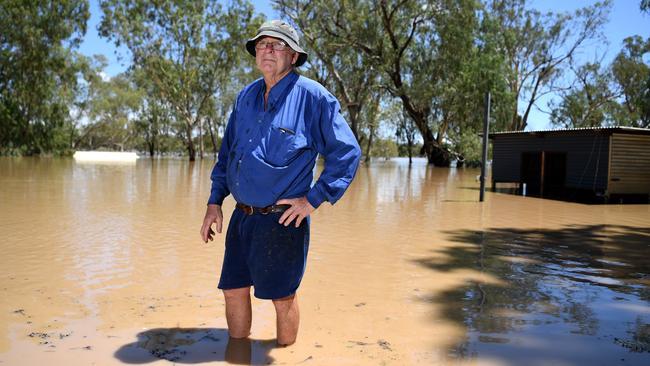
[{"xmin": 307, "ymin": 94, "xmax": 361, "ymax": 208}]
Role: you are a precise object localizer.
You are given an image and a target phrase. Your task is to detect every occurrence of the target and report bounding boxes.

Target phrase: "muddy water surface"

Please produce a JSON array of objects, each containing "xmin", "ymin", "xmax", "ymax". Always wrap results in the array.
[{"xmin": 1, "ymin": 157, "xmax": 649, "ymax": 365}]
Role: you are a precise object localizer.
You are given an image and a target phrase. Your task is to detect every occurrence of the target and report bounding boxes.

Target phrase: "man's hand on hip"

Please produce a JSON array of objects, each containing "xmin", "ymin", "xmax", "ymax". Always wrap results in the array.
[
  {"xmin": 200, "ymin": 204, "xmax": 223, "ymax": 243},
  {"xmin": 276, "ymin": 197, "xmax": 315, "ymax": 227}
]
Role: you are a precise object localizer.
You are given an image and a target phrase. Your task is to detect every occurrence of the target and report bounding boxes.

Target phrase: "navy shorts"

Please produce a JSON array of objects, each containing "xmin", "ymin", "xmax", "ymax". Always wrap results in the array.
[{"xmin": 218, "ymin": 207, "xmax": 310, "ymax": 300}]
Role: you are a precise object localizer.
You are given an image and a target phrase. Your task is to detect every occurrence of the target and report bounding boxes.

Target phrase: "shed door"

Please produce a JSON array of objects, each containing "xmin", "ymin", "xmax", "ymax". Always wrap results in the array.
[
  {"xmin": 521, "ymin": 151, "xmax": 567, "ymax": 197},
  {"xmin": 543, "ymin": 152, "xmax": 567, "ymax": 197},
  {"xmin": 521, "ymin": 152, "xmax": 541, "ymax": 196}
]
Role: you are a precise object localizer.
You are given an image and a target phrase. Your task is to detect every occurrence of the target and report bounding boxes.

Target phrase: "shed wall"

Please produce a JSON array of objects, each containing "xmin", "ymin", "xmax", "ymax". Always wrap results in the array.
[
  {"xmin": 608, "ymin": 134, "xmax": 650, "ymax": 194},
  {"xmin": 492, "ymin": 133, "xmax": 610, "ymax": 191}
]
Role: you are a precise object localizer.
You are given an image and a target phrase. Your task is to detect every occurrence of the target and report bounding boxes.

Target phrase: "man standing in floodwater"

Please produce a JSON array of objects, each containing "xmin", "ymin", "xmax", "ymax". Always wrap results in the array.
[{"xmin": 200, "ymin": 20, "xmax": 361, "ymax": 346}]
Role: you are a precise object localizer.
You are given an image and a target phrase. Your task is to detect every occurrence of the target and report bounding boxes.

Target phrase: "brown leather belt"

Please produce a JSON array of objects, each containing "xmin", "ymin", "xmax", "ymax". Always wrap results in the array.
[{"xmin": 236, "ymin": 203, "xmax": 291, "ymax": 215}]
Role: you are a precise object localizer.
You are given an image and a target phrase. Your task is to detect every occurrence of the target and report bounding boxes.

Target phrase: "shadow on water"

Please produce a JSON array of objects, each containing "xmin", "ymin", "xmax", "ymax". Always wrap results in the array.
[
  {"xmin": 114, "ymin": 328, "xmax": 276, "ymax": 365},
  {"xmin": 414, "ymin": 224, "xmax": 650, "ymax": 365}
]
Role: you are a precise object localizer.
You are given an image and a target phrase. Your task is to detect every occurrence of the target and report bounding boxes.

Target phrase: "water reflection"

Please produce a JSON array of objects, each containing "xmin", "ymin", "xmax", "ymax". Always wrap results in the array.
[
  {"xmin": 1, "ymin": 157, "xmax": 649, "ymax": 365},
  {"xmin": 416, "ymin": 224, "xmax": 650, "ymax": 364}
]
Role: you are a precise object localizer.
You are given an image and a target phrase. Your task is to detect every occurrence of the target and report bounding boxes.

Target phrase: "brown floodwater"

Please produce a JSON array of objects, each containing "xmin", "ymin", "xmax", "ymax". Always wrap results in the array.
[{"xmin": 1, "ymin": 156, "xmax": 649, "ymax": 365}]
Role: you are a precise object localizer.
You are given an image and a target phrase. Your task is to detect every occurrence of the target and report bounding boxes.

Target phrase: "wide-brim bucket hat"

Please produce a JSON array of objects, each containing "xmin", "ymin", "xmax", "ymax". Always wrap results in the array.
[{"xmin": 246, "ymin": 20, "xmax": 308, "ymax": 67}]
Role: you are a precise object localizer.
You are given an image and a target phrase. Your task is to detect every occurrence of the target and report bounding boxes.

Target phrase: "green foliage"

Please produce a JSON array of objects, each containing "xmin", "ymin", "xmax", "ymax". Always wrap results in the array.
[
  {"xmin": 75, "ymin": 72, "xmax": 143, "ymax": 151},
  {"xmin": 274, "ymin": 0, "xmax": 485, "ymax": 166},
  {"xmin": 456, "ymin": 129, "xmax": 483, "ymax": 167},
  {"xmin": 273, "ymin": 0, "xmax": 610, "ymax": 165},
  {"xmin": 274, "ymin": 0, "xmax": 380, "ymax": 144},
  {"xmin": 483, "ymin": 0, "xmax": 610, "ymax": 131},
  {"xmin": 550, "ymin": 62, "xmax": 619, "ymax": 128},
  {"xmin": 380, "ymin": 99, "xmax": 418, "ymax": 159},
  {"xmin": 369, "ymin": 138, "xmax": 399, "ymax": 159},
  {"xmin": 610, "ymin": 36, "xmax": 650, "ymax": 128},
  {"xmin": 99, "ymin": 0, "xmax": 263, "ymax": 160},
  {"xmin": 1, "ymin": 0, "xmax": 90, "ymax": 155},
  {"xmin": 2, "ymin": 0, "xmax": 645, "ymax": 161},
  {"xmin": 397, "ymin": 142, "xmax": 423, "ymax": 158}
]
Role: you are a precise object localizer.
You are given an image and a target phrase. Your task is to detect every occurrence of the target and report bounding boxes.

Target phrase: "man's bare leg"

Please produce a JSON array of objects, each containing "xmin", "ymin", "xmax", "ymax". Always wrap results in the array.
[
  {"xmin": 225, "ymin": 336, "xmax": 252, "ymax": 364},
  {"xmin": 223, "ymin": 287, "xmax": 252, "ymax": 338},
  {"xmin": 272, "ymin": 293, "xmax": 300, "ymax": 346}
]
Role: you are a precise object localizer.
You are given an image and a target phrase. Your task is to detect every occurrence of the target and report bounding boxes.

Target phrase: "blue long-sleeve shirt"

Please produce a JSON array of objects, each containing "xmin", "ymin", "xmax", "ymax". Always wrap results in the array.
[{"xmin": 208, "ymin": 71, "xmax": 361, "ymax": 209}]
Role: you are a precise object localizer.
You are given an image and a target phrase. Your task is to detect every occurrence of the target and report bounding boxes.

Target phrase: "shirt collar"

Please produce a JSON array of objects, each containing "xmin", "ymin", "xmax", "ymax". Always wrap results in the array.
[{"xmin": 265, "ymin": 71, "xmax": 299, "ymax": 109}]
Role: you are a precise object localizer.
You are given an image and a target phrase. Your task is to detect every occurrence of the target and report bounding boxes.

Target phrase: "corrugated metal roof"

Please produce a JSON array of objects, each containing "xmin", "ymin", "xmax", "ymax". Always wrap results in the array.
[{"xmin": 489, "ymin": 126, "xmax": 650, "ymax": 137}]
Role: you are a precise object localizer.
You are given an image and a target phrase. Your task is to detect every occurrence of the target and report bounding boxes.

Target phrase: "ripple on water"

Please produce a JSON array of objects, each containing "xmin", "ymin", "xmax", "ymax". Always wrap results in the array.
[{"xmin": 1, "ymin": 157, "xmax": 649, "ymax": 365}]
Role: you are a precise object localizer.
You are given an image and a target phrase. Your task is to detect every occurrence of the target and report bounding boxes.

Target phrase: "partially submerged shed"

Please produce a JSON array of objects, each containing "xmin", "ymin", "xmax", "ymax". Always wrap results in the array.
[{"xmin": 490, "ymin": 127, "xmax": 650, "ymax": 201}]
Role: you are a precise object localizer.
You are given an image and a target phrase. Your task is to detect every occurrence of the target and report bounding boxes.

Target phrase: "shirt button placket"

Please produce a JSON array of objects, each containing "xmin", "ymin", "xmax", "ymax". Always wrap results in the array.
[{"xmin": 235, "ymin": 154, "xmax": 242, "ymax": 188}]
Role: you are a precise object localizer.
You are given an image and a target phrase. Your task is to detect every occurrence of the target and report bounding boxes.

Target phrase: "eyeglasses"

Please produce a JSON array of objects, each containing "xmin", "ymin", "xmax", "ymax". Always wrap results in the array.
[{"xmin": 255, "ymin": 40, "xmax": 291, "ymax": 52}]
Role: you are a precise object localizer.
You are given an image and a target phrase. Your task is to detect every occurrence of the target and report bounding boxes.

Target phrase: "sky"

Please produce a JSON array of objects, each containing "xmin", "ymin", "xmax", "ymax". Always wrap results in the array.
[{"xmin": 78, "ymin": 0, "xmax": 650, "ymax": 131}]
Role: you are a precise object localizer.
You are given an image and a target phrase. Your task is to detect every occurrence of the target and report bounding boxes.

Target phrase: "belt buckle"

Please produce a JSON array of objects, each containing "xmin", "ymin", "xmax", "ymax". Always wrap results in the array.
[
  {"xmin": 259, "ymin": 205, "xmax": 272, "ymax": 215},
  {"xmin": 243, "ymin": 205, "xmax": 254, "ymax": 215}
]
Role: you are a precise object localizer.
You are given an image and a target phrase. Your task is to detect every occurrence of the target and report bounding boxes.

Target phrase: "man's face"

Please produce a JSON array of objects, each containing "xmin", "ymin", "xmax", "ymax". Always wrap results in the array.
[{"xmin": 255, "ymin": 36, "xmax": 298, "ymax": 79}]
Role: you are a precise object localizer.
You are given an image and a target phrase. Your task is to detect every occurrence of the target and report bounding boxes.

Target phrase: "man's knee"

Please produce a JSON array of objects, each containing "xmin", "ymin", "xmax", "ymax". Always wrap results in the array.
[
  {"xmin": 272, "ymin": 293, "xmax": 297, "ymax": 310},
  {"xmin": 223, "ymin": 287, "xmax": 251, "ymax": 301},
  {"xmin": 272, "ymin": 293, "xmax": 295, "ymax": 302}
]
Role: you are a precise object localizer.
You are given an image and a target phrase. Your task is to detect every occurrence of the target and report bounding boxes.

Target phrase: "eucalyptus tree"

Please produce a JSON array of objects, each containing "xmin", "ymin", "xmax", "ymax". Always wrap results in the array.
[
  {"xmin": 273, "ymin": 0, "xmax": 611, "ymax": 164},
  {"xmin": 203, "ymin": 76, "xmax": 244, "ymax": 157},
  {"xmin": 387, "ymin": 101, "xmax": 419, "ymax": 164},
  {"xmin": 432, "ymin": 3, "xmax": 517, "ymax": 166},
  {"xmin": 274, "ymin": 0, "xmax": 381, "ymax": 145},
  {"xmin": 0, "ymin": 0, "xmax": 89, "ymax": 155},
  {"xmin": 283, "ymin": 0, "xmax": 482, "ymax": 166},
  {"xmin": 485, "ymin": 0, "xmax": 610, "ymax": 131},
  {"xmin": 549, "ymin": 61, "xmax": 619, "ymax": 128},
  {"xmin": 76, "ymin": 72, "xmax": 143, "ymax": 151},
  {"xmin": 427, "ymin": 0, "xmax": 497, "ymax": 165},
  {"xmin": 133, "ymin": 100, "xmax": 167, "ymax": 157},
  {"xmin": 132, "ymin": 66, "xmax": 173, "ymax": 157},
  {"xmin": 68, "ymin": 54, "xmax": 109, "ymax": 150},
  {"xmin": 99, "ymin": 0, "xmax": 263, "ymax": 160},
  {"xmin": 610, "ymin": 36, "xmax": 650, "ymax": 128},
  {"xmin": 361, "ymin": 90, "xmax": 383, "ymax": 162}
]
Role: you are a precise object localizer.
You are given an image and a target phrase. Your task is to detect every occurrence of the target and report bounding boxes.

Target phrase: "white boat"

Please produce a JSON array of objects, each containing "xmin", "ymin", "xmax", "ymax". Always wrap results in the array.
[{"xmin": 73, "ymin": 151, "xmax": 138, "ymax": 163}]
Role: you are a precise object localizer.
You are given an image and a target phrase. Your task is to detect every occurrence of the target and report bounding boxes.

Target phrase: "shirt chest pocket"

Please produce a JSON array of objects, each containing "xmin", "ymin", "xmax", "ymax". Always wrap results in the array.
[{"xmin": 264, "ymin": 124, "xmax": 308, "ymax": 167}]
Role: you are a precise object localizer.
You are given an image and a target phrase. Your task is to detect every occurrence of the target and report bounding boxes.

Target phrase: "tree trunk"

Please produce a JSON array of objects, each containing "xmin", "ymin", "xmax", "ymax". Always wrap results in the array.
[
  {"xmin": 437, "ymin": 115, "xmax": 449, "ymax": 144},
  {"xmin": 520, "ymin": 72, "xmax": 546, "ymax": 131},
  {"xmin": 151, "ymin": 128, "xmax": 157, "ymax": 157},
  {"xmin": 69, "ymin": 125, "xmax": 76, "ymax": 150},
  {"xmin": 148, "ymin": 140, "xmax": 154, "ymax": 157},
  {"xmin": 206, "ymin": 117, "xmax": 218, "ymax": 157},
  {"xmin": 416, "ymin": 124, "xmax": 450, "ymax": 166},
  {"xmin": 364, "ymin": 96, "xmax": 381, "ymax": 163},
  {"xmin": 186, "ymin": 123, "xmax": 196, "ymax": 161},
  {"xmin": 456, "ymin": 156, "xmax": 465, "ymax": 168},
  {"xmin": 509, "ymin": 107, "xmax": 524, "ymax": 131},
  {"xmin": 348, "ymin": 104, "xmax": 360, "ymax": 141},
  {"xmin": 398, "ymin": 94, "xmax": 451, "ymax": 166},
  {"xmin": 407, "ymin": 138, "xmax": 413, "ymax": 165},
  {"xmin": 198, "ymin": 118, "xmax": 204, "ymax": 159},
  {"xmin": 365, "ymin": 124, "xmax": 375, "ymax": 164},
  {"xmin": 424, "ymin": 140, "xmax": 451, "ymax": 166}
]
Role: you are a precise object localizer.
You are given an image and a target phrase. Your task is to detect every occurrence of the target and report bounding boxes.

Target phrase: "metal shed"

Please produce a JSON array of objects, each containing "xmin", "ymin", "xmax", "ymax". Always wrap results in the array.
[{"xmin": 490, "ymin": 127, "xmax": 650, "ymax": 201}]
